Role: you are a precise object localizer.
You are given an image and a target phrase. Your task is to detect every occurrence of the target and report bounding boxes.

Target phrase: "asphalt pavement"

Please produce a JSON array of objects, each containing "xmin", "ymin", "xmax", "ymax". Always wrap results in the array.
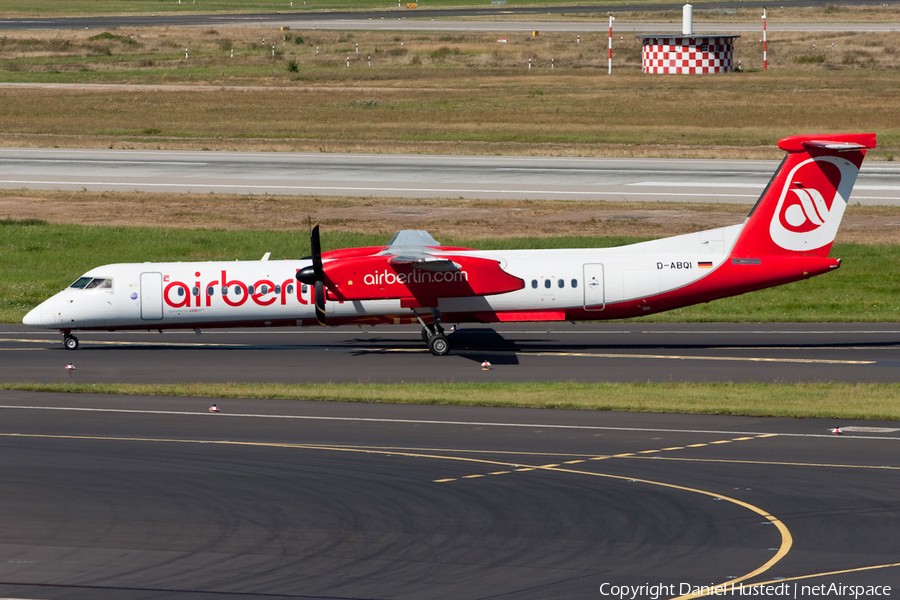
[
  {"xmin": 3, "ymin": 323, "xmax": 899, "ymax": 384},
  {"xmin": 2, "ymin": 149, "xmax": 899, "ymax": 205},
  {"xmin": 0, "ymin": 392, "xmax": 898, "ymax": 599},
  {"xmin": 2, "ymin": 0, "xmax": 900, "ymax": 31}
]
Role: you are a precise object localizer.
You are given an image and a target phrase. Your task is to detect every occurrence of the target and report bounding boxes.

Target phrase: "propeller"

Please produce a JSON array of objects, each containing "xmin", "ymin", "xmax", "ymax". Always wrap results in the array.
[{"xmin": 296, "ymin": 221, "xmax": 327, "ymax": 325}]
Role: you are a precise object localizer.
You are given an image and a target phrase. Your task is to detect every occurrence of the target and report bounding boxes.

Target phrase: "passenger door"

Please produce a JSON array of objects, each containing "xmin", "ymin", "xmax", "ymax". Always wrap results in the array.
[{"xmin": 140, "ymin": 272, "xmax": 163, "ymax": 320}]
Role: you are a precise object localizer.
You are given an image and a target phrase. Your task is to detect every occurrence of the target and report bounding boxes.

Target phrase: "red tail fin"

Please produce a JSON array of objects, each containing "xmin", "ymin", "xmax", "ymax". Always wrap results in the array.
[{"xmin": 730, "ymin": 133, "xmax": 876, "ymax": 258}]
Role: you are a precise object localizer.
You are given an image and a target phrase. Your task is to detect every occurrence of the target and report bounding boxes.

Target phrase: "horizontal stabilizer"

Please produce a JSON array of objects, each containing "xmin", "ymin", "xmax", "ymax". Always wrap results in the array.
[
  {"xmin": 777, "ymin": 133, "xmax": 876, "ymax": 152},
  {"xmin": 802, "ymin": 140, "xmax": 868, "ymax": 152}
]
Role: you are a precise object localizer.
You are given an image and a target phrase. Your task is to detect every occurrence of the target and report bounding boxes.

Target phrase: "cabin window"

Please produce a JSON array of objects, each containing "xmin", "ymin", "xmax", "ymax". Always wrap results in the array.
[
  {"xmin": 301, "ymin": 284, "xmax": 308, "ymax": 294},
  {"xmin": 571, "ymin": 279, "xmax": 578, "ymax": 288},
  {"xmin": 176, "ymin": 287, "xmax": 184, "ymax": 297},
  {"xmin": 192, "ymin": 287, "xmax": 200, "ymax": 297},
  {"xmin": 260, "ymin": 285, "xmax": 269, "ymax": 294},
  {"xmin": 275, "ymin": 285, "xmax": 282, "ymax": 294},
  {"xmin": 233, "ymin": 285, "xmax": 242, "ymax": 295},
  {"xmin": 544, "ymin": 279, "xmax": 551, "ymax": 289},
  {"xmin": 558, "ymin": 279, "xmax": 564, "ymax": 289},
  {"xmin": 248, "ymin": 285, "xmax": 255, "ymax": 295},
  {"xmin": 531, "ymin": 280, "xmax": 537, "ymax": 289},
  {"xmin": 207, "ymin": 287, "xmax": 215, "ymax": 296},
  {"xmin": 286, "ymin": 284, "xmax": 294, "ymax": 294},
  {"xmin": 84, "ymin": 278, "xmax": 111, "ymax": 289}
]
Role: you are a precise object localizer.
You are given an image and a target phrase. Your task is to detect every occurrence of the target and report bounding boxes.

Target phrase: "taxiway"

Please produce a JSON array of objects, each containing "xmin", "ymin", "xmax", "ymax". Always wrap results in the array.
[
  {"xmin": 0, "ymin": 392, "xmax": 898, "ymax": 599},
  {"xmin": 2, "ymin": 323, "xmax": 899, "ymax": 384}
]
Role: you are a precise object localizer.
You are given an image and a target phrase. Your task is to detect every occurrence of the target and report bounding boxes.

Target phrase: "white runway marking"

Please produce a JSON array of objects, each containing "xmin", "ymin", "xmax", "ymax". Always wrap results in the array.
[
  {"xmin": 630, "ymin": 182, "xmax": 763, "ymax": 188},
  {"xmin": 631, "ymin": 181, "xmax": 900, "ymax": 192},
  {"xmin": 0, "ymin": 179, "xmax": 760, "ymax": 197},
  {"xmin": 0, "ymin": 404, "xmax": 897, "ymax": 440},
  {"xmin": 0, "ymin": 159, "xmax": 208, "ymax": 166}
]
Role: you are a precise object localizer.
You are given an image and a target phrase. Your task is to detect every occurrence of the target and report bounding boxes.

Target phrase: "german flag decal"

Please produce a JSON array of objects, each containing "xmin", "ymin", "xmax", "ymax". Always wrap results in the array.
[{"xmin": 698, "ymin": 261, "xmax": 713, "ymax": 269}]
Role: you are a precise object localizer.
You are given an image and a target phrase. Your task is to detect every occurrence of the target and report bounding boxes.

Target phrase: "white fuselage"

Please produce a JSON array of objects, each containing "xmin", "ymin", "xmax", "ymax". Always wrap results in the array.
[{"xmin": 23, "ymin": 225, "xmax": 741, "ymax": 331}]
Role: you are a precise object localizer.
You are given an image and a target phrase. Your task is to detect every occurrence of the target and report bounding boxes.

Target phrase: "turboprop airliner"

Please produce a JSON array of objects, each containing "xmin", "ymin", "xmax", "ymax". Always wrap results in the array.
[{"xmin": 23, "ymin": 133, "xmax": 875, "ymax": 355}]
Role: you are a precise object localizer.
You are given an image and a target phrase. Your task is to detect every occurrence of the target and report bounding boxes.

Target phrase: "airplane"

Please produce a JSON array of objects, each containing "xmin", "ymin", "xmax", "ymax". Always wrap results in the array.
[{"xmin": 23, "ymin": 133, "xmax": 876, "ymax": 355}]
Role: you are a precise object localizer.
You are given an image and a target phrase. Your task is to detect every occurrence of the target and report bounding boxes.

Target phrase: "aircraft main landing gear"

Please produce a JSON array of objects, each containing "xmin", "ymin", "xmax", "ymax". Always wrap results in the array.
[
  {"xmin": 427, "ymin": 333, "xmax": 450, "ymax": 356},
  {"xmin": 421, "ymin": 324, "xmax": 444, "ymax": 342},
  {"xmin": 63, "ymin": 333, "xmax": 79, "ymax": 350}
]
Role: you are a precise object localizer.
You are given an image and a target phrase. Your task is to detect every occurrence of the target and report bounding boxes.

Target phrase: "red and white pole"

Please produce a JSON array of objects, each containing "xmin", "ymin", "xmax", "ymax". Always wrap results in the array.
[
  {"xmin": 608, "ymin": 16, "xmax": 615, "ymax": 75},
  {"xmin": 762, "ymin": 8, "xmax": 767, "ymax": 71}
]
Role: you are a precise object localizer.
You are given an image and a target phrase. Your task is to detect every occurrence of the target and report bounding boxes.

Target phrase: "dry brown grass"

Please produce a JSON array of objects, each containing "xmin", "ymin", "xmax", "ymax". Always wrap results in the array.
[
  {"xmin": 2, "ymin": 25, "xmax": 900, "ymax": 73},
  {"xmin": 0, "ymin": 25, "xmax": 898, "ymax": 157},
  {"xmin": 2, "ymin": 189, "xmax": 897, "ymax": 245}
]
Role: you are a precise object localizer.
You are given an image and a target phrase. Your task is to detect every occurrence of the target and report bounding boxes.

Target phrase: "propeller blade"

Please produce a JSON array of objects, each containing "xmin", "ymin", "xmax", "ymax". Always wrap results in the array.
[
  {"xmin": 310, "ymin": 222, "xmax": 323, "ymax": 278},
  {"xmin": 314, "ymin": 280, "xmax": 326, "ymax": 326},
  {"xmin": 297, "ymin": 221, "xmax": 325, "ymax": 284}
]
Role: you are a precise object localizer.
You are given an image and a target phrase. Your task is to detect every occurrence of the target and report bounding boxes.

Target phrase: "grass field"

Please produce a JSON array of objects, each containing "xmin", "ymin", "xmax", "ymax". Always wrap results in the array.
[
  {"xmin": 4, "ymin": 381, "xmax": 900, "ymax": 420},
  {"xmin": 0, "ymin": 27, "xmax": 898, "ymax": 157},
  {"xmin": 4, "ymin": 218, "xmax": 900, "ymax": 323}
]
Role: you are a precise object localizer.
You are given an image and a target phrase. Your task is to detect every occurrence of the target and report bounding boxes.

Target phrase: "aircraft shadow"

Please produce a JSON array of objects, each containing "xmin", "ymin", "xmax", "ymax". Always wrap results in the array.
[{"xmin": 62, "ymin": 328, "xmax": 900, "ymax": 363}]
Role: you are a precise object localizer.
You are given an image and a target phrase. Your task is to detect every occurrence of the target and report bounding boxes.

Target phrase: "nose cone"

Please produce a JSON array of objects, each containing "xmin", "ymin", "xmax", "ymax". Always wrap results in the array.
[
  {"xmin": 22, "ymin": 305, "xmax": 42, "ymax": 326},
  {"xmin": 22, "ymin": 299, "xmax": 54, "ymax": 327}
]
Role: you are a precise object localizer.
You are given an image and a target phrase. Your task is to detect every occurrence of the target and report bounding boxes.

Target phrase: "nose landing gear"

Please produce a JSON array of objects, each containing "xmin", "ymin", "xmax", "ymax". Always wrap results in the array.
[{"xmin": 62, "ymin": 331, "xmax": 79, "ymax": 350}]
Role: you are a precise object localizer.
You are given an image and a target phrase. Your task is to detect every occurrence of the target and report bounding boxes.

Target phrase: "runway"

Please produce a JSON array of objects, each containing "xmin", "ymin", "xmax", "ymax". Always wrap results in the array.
[
  {"xmin": 3, "ymin": 323, "xmax": 899, "ymax": 384},
  {"xmin": 3, "ymin": 0, "xmax": 900, "ymax": 32},
  {"xmin": 248, "ymin": 19, "xmax": 900, "ymax": 34},
  {"xmin": 0, "ymin": 391, "xmax": 899, "ymax": 599},
  {"xmin": 3, "ymin": 148, "xmax": 900, "ymax": 205}
]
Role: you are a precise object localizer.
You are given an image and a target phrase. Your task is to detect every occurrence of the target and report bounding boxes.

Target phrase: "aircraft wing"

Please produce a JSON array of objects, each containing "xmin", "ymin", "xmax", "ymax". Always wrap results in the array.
[
  {"xmin": 379, "ymin": 230, "xmax": 460, "ymax": 271},
  {"xmin": 321, "ymin": 229, "xmax": 524, "ymax": 302}
]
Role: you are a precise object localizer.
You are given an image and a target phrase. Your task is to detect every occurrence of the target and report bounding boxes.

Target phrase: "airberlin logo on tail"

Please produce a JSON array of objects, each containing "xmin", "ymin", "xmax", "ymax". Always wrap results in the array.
[
  {"xmin": 769, "ymin": 156, "xmax": 858, "ymax": 252},
  {"xmin": 781, "ymin": 186, "xmax": 832, "ymax": 233}
]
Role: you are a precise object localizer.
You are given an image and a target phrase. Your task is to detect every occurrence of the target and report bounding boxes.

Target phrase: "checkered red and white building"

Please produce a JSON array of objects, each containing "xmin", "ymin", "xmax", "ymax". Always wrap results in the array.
[{"xmin": 637, "ymin": 35, "xmax": 739, "ymax": 74}]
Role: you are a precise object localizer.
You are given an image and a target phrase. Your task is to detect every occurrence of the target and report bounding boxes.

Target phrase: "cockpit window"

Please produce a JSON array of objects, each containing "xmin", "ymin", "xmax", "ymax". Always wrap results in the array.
[
  {"xmin": 85, "ymin": 278, "xmax": 112, "ymax": 289},
  {"xmin": 70, "ymin": 277, "xmax": 112, "ymax": 289},
  {"xmin": 69, "ymin": 277, "xmax": 93, "ymax": 289}
]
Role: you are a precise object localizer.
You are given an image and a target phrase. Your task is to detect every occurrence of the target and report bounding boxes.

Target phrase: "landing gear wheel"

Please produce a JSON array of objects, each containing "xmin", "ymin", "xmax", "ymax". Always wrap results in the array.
[
  {"xmin": 428, "ymin": 334, "xmax": 450, "ymax": 356},
  {"xmin": 63, "ymin": 335, "xmax": 79, "ymax": 350}
]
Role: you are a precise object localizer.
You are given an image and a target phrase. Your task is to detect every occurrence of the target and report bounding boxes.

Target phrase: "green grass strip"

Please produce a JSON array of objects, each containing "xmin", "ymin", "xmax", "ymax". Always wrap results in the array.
[{"xmin": 3, "ymin": 382, "xmax": 899, "ymax": 420}]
